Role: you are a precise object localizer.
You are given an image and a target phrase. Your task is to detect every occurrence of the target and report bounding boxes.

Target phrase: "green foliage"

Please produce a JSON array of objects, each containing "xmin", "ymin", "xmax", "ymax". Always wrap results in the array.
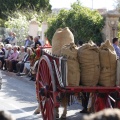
[
  {"xmin": 114, "ymin": 0, "xmax": 120, "ymax": 11},
  {"xmin": 5, "ymin": 10, "xmax": 52, "ymax": 25},
  {"xmin": 46, "ymin": 2, "xmax": 105, "ymax": 45},
  {"xmin": 117, "ymin": 22, "xmax": 120, "ymax": 38},
  {"xmin": 0, "ymin": 0, "xmax": 52, "ymax": 19},
  {"xmin": 5, "ymin": 12, "xmax": 29, "ymax": 41},
  {"xmin": 0, "ymin": 19, "xmax": 5, "ymax": 27},
  {"xmin": 4, "ymin": 10, "xmax": 56, "ymax": 41}
]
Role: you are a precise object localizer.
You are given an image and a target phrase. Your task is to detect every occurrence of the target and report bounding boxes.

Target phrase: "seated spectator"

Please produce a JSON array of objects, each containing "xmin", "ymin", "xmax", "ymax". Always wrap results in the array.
[
  {"xmin": 16, "ymin": 48, "xmax": 32, "ymax": 76},
  {"xmin": 9, "ymin": 32, "xmax": 17, "ymax": 46},
  {"xmin": 30, "ymin": 44, "xmax": 41, "ymax": 81},
  {"xmin": 17, "ymin": 46, "xmax": 20, "ymax": 52},
  {"xmin": 4, "ymin": 44, "xmax": 13, "ymax": 70},
  {"xmin": 4, "ymin": 44, "xmax": 13, "ymax": 58},
  {"xmin": 34, "ymin": 44, "xmax": 41, "ymax": 61},
  {"xmin": 29, "ymin": 36, "xmax": 34, "ymax": 46},
  {"xmin": 0, "ymin": 43, "xmax": 5, "ymax": 69},
  {"xmin": 24, "ymin": 35, "xmax": 34, "ymax": 48},
  {"xmin": 38, "ymin": 36, "xmax": 44, "ymax": 46},
  {"xmin": 5, "ymin": 46, "xmax": 19, "ymax": 72},
  {"xmin": 19, "ymin": 62, "xmax": 30, "ymax": 76},
  {"xmin": 113, "ymin": 37, "xmax": 120, "ymax": 58},
  {"xmin": 12, "ymin": 46, "xmax": 26, "ymax": 72},
  {"xmin": 29, "ymin": 36, "xmax": 34, "ymax": 47},
  {"xmin": 34, "ymin": 37, "xmax": 41, "ymax": 49},
  {"xmin": 24, "ymin": 35, "xmax": 30, "ymax": 48},
  {"xmin": 4, "ymin": 32, "xmax": 13, "ymax": 44},
  {"xmin": 16, "ymin": 47, "xmax": 35, "ymax": 76}
]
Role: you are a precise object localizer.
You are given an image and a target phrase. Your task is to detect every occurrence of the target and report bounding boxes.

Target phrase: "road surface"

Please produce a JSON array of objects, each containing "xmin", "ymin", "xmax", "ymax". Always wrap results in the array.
[{"xmin": 0, "ymin": 71, "xmax": 83, "ymax": 120}]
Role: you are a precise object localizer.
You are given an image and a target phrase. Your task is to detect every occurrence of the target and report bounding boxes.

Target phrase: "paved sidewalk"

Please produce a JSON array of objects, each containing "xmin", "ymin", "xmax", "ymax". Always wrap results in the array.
[{"xmin": 1, "ymin": 70, "xmax": 84, "ymax": 120}]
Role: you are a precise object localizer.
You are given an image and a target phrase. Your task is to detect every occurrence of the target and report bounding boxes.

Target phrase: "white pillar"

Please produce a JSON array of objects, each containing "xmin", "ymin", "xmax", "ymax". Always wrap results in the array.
[
  {"xmin": 41, "ymin": 22, "xmax": 48, "ymax": 42},
  {"xmin": 28, "ymin": 20, "xmax": 39, "ymax": 38}
]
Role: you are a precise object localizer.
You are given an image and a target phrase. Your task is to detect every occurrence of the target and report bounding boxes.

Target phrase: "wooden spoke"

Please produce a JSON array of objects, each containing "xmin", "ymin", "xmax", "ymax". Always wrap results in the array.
[{"xmin": 37, "ymin": 55, "xmax": 56, "ymax": 120}]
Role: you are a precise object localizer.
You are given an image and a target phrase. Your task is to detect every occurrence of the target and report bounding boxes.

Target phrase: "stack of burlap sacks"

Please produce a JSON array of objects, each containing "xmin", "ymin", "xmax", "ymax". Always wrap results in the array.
[
  {"xmin": 52, "ymin": 27, "xmax": 117, "ymax": 87},
  {"xmin": 78, "ymin": 40, "xmax": 117, "ymax": 87},
  {"xmin": 52, "ymin": 27, "xmax": 80, "ymax": 86}
]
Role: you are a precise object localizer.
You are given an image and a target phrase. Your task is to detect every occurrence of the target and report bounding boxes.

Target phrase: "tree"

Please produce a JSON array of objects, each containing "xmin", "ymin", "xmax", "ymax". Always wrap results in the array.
[
  {"xmin": 3, "ymin": 10, "xmax": 56, "ymax": 42},
  {"xmin": 46, "ymin": 2, "xmax": 104, "ymax": 45},
  {"xmin": 0, "ymin": 0, "xmax": 52, "ymax": 19},
  {"xmin": 114, "ymin": 0, "xmax": 120, "ymax": 10},
  {"xmin": 112, "ymin": 0, "xmax": 120, "ymax": 12}
]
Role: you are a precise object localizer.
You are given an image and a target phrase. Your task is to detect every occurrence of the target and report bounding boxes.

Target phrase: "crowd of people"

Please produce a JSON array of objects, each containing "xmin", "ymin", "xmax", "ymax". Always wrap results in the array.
[{"xmin": 0, "ymin": 32, "xmax": 46, "ymax": 81}]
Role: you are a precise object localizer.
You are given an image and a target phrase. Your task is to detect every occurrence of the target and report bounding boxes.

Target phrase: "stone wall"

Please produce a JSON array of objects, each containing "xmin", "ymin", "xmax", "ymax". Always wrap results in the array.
[{"xmin": 102, "ymin": 11, "xmax": 120, "ymax": 42}]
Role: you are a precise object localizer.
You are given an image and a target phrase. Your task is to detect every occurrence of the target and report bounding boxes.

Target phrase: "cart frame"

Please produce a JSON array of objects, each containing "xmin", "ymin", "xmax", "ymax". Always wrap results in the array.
[{"xmin": 36, "ymin": 47, "xmax": 120, "ymax": 120}]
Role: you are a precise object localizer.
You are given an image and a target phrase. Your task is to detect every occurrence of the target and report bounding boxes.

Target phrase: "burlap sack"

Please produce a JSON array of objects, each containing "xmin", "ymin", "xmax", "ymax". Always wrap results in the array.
[
  {"xmin": 78, "ymin": 41, "xmax": 100, "ymax": 86},
  {"xmin": 99, "ymin": 40, "xmax": 117, "ymax": 87},
  {"xmin": 52, "ymin": 27, "xmax": 74, "ymax": 56},
  {"xmin": 61, "ymin": 43, "xmax": 80, "ymax": 86},
  {"xmin": 116, "ymin": 59, "xmax": 120, "ymax": 86}
]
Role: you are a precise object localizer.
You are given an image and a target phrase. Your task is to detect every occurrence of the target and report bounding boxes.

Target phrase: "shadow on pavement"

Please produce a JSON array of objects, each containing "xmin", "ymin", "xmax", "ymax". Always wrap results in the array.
[
  {"xmin": 17, "ymin": 114, "xmax": 42, "ymax": 120},
  {"xmin": 9, "ymin": 106, "xmax": 37, "ymax": 114},
  {"xmin": 1, "ymin": 71, "xmax": 36, "ymax": 103}
]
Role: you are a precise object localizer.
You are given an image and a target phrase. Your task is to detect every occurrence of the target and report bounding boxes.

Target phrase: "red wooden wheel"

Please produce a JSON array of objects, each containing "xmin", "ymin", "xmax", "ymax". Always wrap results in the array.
[{"xmin": 37, "ymin": 55, "xmax": 56, "ymax": 120}]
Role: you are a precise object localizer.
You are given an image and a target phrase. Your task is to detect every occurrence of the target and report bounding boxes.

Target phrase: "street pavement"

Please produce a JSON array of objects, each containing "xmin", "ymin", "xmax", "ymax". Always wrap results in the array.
[{"xmin": 0, "ymin": 71, "xmax": 84, "ymax": 120}]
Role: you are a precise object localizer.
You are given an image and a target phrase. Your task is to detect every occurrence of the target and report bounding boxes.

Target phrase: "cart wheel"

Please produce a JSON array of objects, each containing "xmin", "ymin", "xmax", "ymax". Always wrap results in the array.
[{"xmin": 37, "ymin": 55, "xmax": 56, "ymax": 120}]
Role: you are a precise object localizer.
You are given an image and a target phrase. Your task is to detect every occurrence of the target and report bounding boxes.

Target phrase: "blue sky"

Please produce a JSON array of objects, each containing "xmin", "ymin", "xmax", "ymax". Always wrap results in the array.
[{"xmin": 50, "ymin": 0, "xmax": 115, "ymax": 10}]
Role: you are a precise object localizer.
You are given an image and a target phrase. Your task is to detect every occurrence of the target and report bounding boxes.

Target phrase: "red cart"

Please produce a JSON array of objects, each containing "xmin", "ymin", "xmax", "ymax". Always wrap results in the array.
[{"xmin": 36, "ymin": 47, "xmax": 120, "ymax": 120}]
